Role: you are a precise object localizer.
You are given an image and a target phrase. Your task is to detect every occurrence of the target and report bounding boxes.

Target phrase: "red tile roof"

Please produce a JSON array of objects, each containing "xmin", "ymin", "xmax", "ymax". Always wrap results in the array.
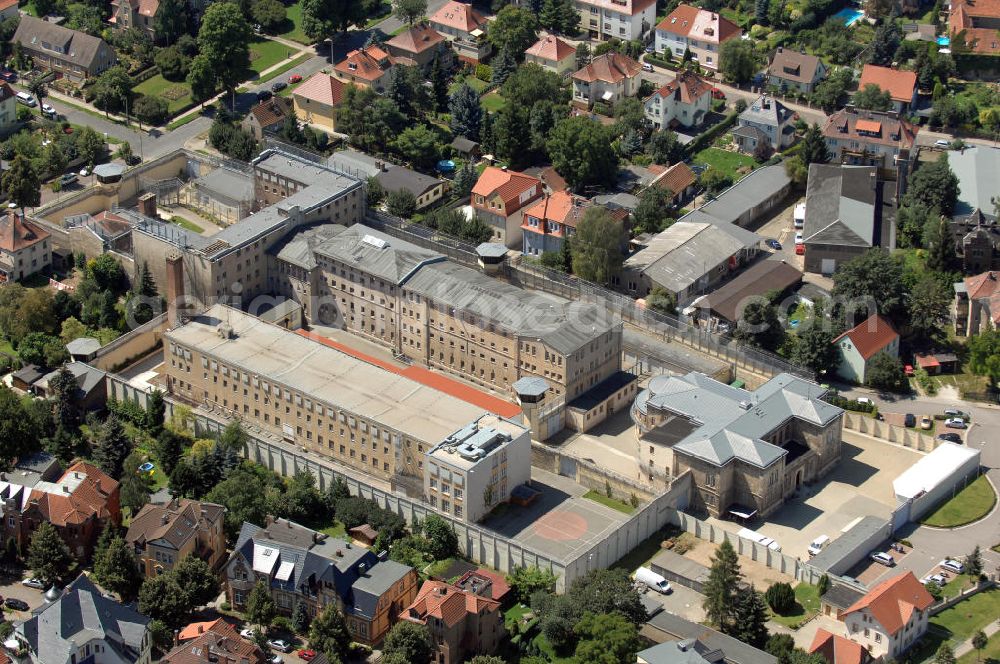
[
  {"xmin": 964, "ymin": 270, "xmax": 1000, "ymax": 300},
  {"xmin": 293, "ymin": 73, "xmax": 349, "ymax": 107},
  {"xmin": 572, "ymin": 52, "xmax": 642, "ymax": 84},
  {"xmin": 163, "ymin": 619, "xmax": 267, "ymax": 664},
  {"xmin": 833, "ymin": 314, "xmax": 899, "ymax": 361},
  {"xmin": 429, "ymin": 0, "xmax": 486, "ymax": 33},
  {"xmin": 404, "ymin": 580, "xmax": 500, "ymax": 629},
  {"xmin": 247, "ymin": 98, "xmax": 290, "ymax": 129},
  {"xmin": 648, "ymin": 70, "xmax": 712, "ymax": 105},
  {"xmin": 296, "ymin": 329, "xmax": 522, "ymax": 418},
  {"xmin": 858, "ymin": 65, "xmax": 917, "ymax": 103},
  {"xmin": 456, "ymin": 568, "xmax": 511, "ymax": 602},
  {"xmin": 656, "ymin": 4, "xmax": 741, "ymax": 43},
  {"xmin": 822, "ymin": 108, "xmax": 917, "ymax": 150},
  {"xmin": 472, "ymin": 167, "xmax": 542, "ymax": 210},
  {"xmin": 335, "ymin": 46, "xmax": 395, "ymax": 82},
  {"xmin": 841, "ymin": 572, "xmax": 934, "ymax": 636},
  {"xmin": 387, "ymin": 23, "xmax": 446, "ymax": 55},
  {"xmin": 809, "ymin": 628, "xmax": 867, "ymax": 664},
  {"xmin": 178, "ymin": 619, "xmax": 225, "ymax": 642},
  {"xmin": 0, "ymin": 0, "xmax": 17, "ymax": 11},
  {"xmin": 525, "ymin": 35, "xmax": 575, "ymax": 62},
  {"xmin": 650, "ymin": 162, "xmax": 697, "ymax": 196},
  {"xmin": 29, "ymin": 461, "xmax": 119, "ymax": 527},
  {"xmin": 950, "ymin": 0, "xmax": 1000, "ymax": 54},
  {"xmin": 0, "ymin": 211, "xmax": 50, "ymax": 253},
  {"xmin": 0, "ymin": 81, "xmax": 14, "ymax": 103}
]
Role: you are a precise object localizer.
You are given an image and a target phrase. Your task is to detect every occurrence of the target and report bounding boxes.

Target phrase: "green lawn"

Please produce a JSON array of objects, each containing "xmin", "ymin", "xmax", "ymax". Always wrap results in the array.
[
  {"xmin": 582, "ymin": 490, "xmax": 635, "ymax": 514},
  {"xmin": 362, "ymin": 1, "xmax": 392, "ymax": 28},
  {"xmin": 133, "ymin": 74, "xmax": 194, "ymax": 115},
  {"xmin": 931, "ymin": 589, "xmax": 1000, "ymax": 642},
  {"xmin": 921, "ymin": 475, "xmax": 996, "ymax": 528},
  {"xmin": 958, "ymin": 626, "xmax": 1000, "ymax": 664},
  {"xmin": 481, "ymin": 92, "xmax": 507, "ymax": 113},
  {"xmin": 256, "ymin": 52, "xmax": 312, "ymax": 85},
  {"xmin": 276, "ymin": 0, "xmax": 310, "ymax": 44},
  {"xmin": 532, "ymin": 634, "xmax": 577, "ymax": 664},
  {"xmin": 166, "ymin": 109, "xmax": 204, "ymax": 130},
  {"xmin": 691, "ymin": 147, "xmax": 756, "ymax": 180},
  {"xmin": 169, "ymin": 216, "xmax": 204, "ymax": 233},
  {"xmin": 319, "ymin": 521, "xmax": 349, "ymax": 540},
  {"xmin": 769, "ymin": 584, "xmax": 821, "ymax": 629},
  {"xmin": 249, "ymin": 38, "xmax": 292, "ymax": 75},
  {"xmin": 940, "ymin": 573, "xmax": 975, "ymax": 599},
  {"xmin": 449, "ymin": 75, "xmax": 489, "ymax": 95}
]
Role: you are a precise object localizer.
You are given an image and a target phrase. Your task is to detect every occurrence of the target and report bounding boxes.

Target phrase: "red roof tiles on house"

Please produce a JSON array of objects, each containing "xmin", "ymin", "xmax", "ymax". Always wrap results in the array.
[
  {"xmin": 964, "ymin": 270, "xmax": 1000, "ymax": 299},
  {"xmin": 648, "ymin": 70, "xmax": 712, "ymax": 105},
  {"xmin": 387, "ymin": 23, "xmax": 446, "ymax": 55},
  {"xmin": 656, "ymin": 4, "xmax": 741, "ymax": 44},
  {"xmin": 0, "ymin": 81, "xmax": 14, "ymax": 103},
  {"xmin": 572, "ymin": 52, "xmax": 642, "ymax": 84},
  {"xmin": 293, "ymin": 73, "xmax": 348, "ymax": 107},
  {"xmin": 809, "ymin": 628, "xmax": 868, "ymax": 664},
  {"xmin": 858, "ymin": 65, "xmax": 917, "ymax": 103},
  {"xmin": 650, "ymin": 162, "xmax": 697, "ymax": 196},
  {"xmin": 0, "ymin": 211, "xmax": 50, "ymax": 253},
  {"xmin": 335, "ymin": 46, "xmax": 395, "ymax": 82},
  {"xmin": 429, "ymin": 0, "xmax": 486, "ymax": 33},
  {"xmin": 833, "ymin": 314, "xmax": 899, "ymax": 361},
  {"xmin": 841, "ymin": 572, "xmax": 934, "ymax": 636},
  {"xmin": 525, "ymin": 35, "xmax": 575, "ymax": 62},
  {"xmin": 950, "ymin": 0, "xmax": 1000, "ymax": 54},
  {"xmin": 472, "ymin": 167, "xmax": 542, "ymax": 209},
  {"xmin": 404, "ymin": 580, "xmax": 500, "ymax": 629},
  {"xmin": 29, "ymin": 461, "xmax": 119, "ymax": 527}
]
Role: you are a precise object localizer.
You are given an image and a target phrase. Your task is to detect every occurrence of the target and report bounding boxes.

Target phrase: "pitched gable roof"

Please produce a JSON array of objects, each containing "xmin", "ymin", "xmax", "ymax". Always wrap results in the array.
[
  {"xmin": 965, "ymin": 270, "xmax": 1000, "ymax": 299},
  {"xmin": 13, "ymin": 16, "xmax": 113, "ymax": 70},
  {"xmin": 858, "ymin": 65, "xmax": 917, "ymax": 103},
  {"xmin": 126, "ymin": 498, "xmax": 225, "ymax": 552},
  {"xmin": 27, "ymin": 460, "xmax": 118, "ymax": 527},
  {"xmin": 650, "ymin": 162, "xmax": 697, "ymax": 195},
  {"xmin": 841, "ymin": 572, "xmax": 934, "ymax": 635},
  {"xmin": 472, "ymin": 167, "xmax": 541, "ymax": 208},
  {"xmin": 387, "ymin": 23, "xmax": 446, "ymax": 55},
  {"xmin": 0, "ymin": 82, "xmax": 14, "ymax": 103},
  {"xmin": 656, "ymin": 4, "xmax": 741, "ymax": 43},
  {"xmin": 164, "ymin": 619, "xmax": 267, "ymax": 664},
  {"xmin": 822, "ymin": 108, "xmax": 917, "ymax": 149},
  {"xmin": 809, "ymin": 629, "xmax": 867, "ymax": 664},
  {"xmin": 0, "ymin": 211, "xmax": 50, "ymax": 253},
  {"xmin": 403, "ymin": 580, "xmax": 500, "ymax": 629},
  {"xmin": 293, "ymin": 73, "xmax": 348, "ymax": 107},
  {"xmin": 768, "ymin": 48, "xmax": 823, "ymax": 84},
  {"xmin": 573, "ymin": 52, "xmax": 642, "ymax": 84},
  {"xmin": 525, "ymin": 34, "xmax": 575, "ymax": 61},
  {"xmin": 833, "ymin": 313, "xmax": 898, "ymax": 361},
  {"xmin": 648, "ymin": 70, "xmax": 712, "ymax": 104},
  {"xmin": 429, "ymin": 0, "xmax": 486, "ymax": 32},
  {"xmin": 335, "ymin": 46, "xmax": 395, "ymax": 82},
  {"xmin": 247, "ymin": 97, "xmax": 291, "ymax": 129}
]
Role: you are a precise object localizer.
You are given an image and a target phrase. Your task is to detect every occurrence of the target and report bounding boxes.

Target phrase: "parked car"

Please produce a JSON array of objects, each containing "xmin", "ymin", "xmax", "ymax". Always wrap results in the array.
[
  {"xmin": 271, "ymin": 81, "xmax": 287, "ymax": 92},
  {"xmin": 289, "ymin": 74, "xmax": 303, "ymax": 84},
  {"xmin": 945, "ymin": 417, "xmax": 967, "ymax": 429},
  {"xmin": 937, "ymin": 432, "xmax": 963, "ymax": 443},
  {"xmin": 641, "ymin": 62, "xmax": 654, "ymax": 72},
  {"xmin": 870, "ymin": 551, "xmax": 895, "ymax": 567},
  {"xmin": 903, "ymin": 413, "xmax": 915, "ymax": 427},
  {"xmin": 856, "ymin": 397, "xmax": 874, "ymax": 406},
  {"xmin": 635, "ymin": 567, "xmax": 672, "ymax": 594},
  {"xmin": 21, "ymin": 578, "xmax": 44, "ymax": 589},
  {"xmin": 268, "ymin": 640, "xmax": 291, "ymax": 653},
  {"xmin": 41, "ymin": 103, "xmax": 56, "ymax": 118},
  {"xmin": 941, "ymin": 559, "xmax": 965, "ymax": 574},
  {"xmin": 297, "ymin": 650, "xmax": 316, "ymax": 661},
  {"xmin": 269, "ymin": 655, "xmax": 281, "ymax": 664},
  {"xmin": 79, "ymin": 168, "xmax": 89, "ymax": 177},
  {"xmin": 4, "ymin": 598, "xmax": 29, "ymax": 611},
  {"xmin": 15, "ymin": 91, "xmax": 35, "ymax": 107},
  {"xmin": 944, "ymin": 408, "xmax": 968, "ymax": 419},
  {"xmin": 239, "ymin": 628, "xmax": 256, "ymax": 640},
  {"xmin": 766, "ymin": 239, "xmax": 781, "ymax": 250},
  {"xmin": 59, "ymin": 173, "xmax": 78, "ymax": 186},
  {"xmin": 0, "ymin": 70, "xmax": 16, "ymax": 82},
  {"xmin": 935, "ymin": 139, "xmax": 950, "ymax": 148},
  {"xmin": 794, "ymin": 232, "xmax": 804, "ymax": 244},
  {"xmin": 920, "ymin": 415, "xmax": 932, "ymax": 430},
  {"xmin": 256, "ymin": 89, "xmax": 273, "ymax": 102},
  {"xmin": 922, "ymin": 573, "xmax": 946, "ymax": 585},
  {"xmin": 795, "ymin": 243, "xmax": 804, "ymax": 255}
]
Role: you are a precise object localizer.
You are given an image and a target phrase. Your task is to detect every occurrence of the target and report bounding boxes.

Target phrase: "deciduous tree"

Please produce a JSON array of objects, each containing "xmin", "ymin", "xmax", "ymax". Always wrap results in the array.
[
  {"xmin": 488, "ymin": 6, "xmax": 538, "ymax": 56},
  {"xmin": 547, "ymin": 116, "xmax": 618, "ymax": 191},
  {"xmin": 301, "ymin": 0, "xmax": 365, "ymax": 41},
  {"xmin": 574, "ymin": 612, "xmax": 642, "ymax": 664},
  {"xmin": 968, "ymin": 329, "xmax": 1000, "ymax": 386},
  {"xmin": 27, "ymin": 521, "xmax": 75, "ymax": 587},
  {"xmin": 2, "ymin": 155, "xmax": 40, "ymax": 215},
  {"xmin": 853, "ymin": 83, "xmax": 892, "ymax": 111},
  {"xmin": 246, "ymin": 580, "xmax": 277, "ymax": 629},
  {"xmin": 865, "ymin": 351, "xmax": 908, "ymax": 392},
  {"xmin": 393, "ymin": 0, "xmax": 426, "ymax": 25},
  {"xmin": 382, "ymin": 621, "xmax": 433, "ymax": 664},
  {"xmin": 571, "ymin": 207, "xmax": 624, "ymax": 285},
  {"xmin": 719, "ymin": 40, "xmax": 757, "ymax": 84},
  {"xmin": 197, "ymin": 3, "xmax": 252, "ymax": 101},
  {"xmin": 309, "ymin": 604, "xmax": 352, "ymax": 659}
]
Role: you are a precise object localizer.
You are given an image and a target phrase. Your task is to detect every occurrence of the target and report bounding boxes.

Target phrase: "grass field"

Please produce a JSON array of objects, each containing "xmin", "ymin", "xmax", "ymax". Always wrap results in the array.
[
  {"xmin": 931, "ymin": 589, "xmax": 1000, "ymax": 643},
  {"xmin": 941, "ymin": 573, "xmax": 975, "ymax": 599},
  {"xmin": 449, "ymin": 75, "xmax": 490, "ymax": 95},
  {"xmin": 583, "ymin": 490, "xmax": 635, "ymax": 514},
  {"xmin": 691, "ymin": 147, "xmax": 756, "ymax": 180},
  {"xmin": 249, "ymin": 38, "xmax": 291, "ymax": 75},
  {"xmin": 170, "ymin": 216, "xmax": 205, "ymax": 233},
  {"xmin": 319, "ymin": 521, "xmax": 348, "ymax": 540},
  {"xmin": 921, "ymin": 475, "xmax": 996, "ymax": 528},
  {"xmin": 481, "ymin": 92, "xmax": 507, "ymax": 112},
  {"xmin": 768, "ymin": 584, "xmax": 821, "ymax": 629},
  {"xmin": 276, "ymin": 0, "xmax": 310, "ymax": 44},
  {"xmin": 133, "ymin": 74, "xmax": 193, "ymax": 115},
  {"xmin": 958, "ymin": 627, "xmax": 1000, "ymax": 664}
]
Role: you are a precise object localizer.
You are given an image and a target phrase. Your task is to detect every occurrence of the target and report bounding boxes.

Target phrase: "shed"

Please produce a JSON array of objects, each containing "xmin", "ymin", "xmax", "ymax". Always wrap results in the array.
[
  {"xmin": 65, "ymin": 336, "xmax": 101, "ymax": 361},
  {"xmin": 348, "ymin": 524, "xmax": 378, "ymax": 546},
  {"xmin": 11, "ymin": 363, "xmax": 45, "ymax": 392},
  {"xmin": 450, "ymin": 136, "xmax": 480, "ymax": 157}
]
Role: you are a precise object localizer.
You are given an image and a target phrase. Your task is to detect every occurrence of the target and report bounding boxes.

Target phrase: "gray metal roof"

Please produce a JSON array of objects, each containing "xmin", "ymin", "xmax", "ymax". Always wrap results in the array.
[
  {"xmin": 948, "ymin": 146, "xmax": 999, "ymax": 221},
  {"xmin": 638, "ymin": 639, "xmax": 725, "ymax": 664},
  {"xmin": 513, "ymin": 376, "xmax": 549, "ymax": 397},
  {"xmin": 739, "ymin": 96, "xmax": 795, "ymax": 129},
  {"xmin": 821, "ymin": 581, "xmax": 866, "ymax": 610},
  {"xmin": 803, "ymin": 165, "xmax": 880, "ymax": 247},
  {"xmin": 314, "ymin": 224, "xmax": 445, "ymax": 284},
  {"xmin": 93, "ymin": 163, "xmax": 125, "ymax": 178},
  {"xmin": 65, "ymin": 337, "xmax": 101, "ymax": 356},
  {"xmin": 634, "ymin": 372, "xmax": 842, "ymax": 468},
  {"xmin": 269, "ymin": 223, "xmax": 348, "ymax": 270},
  {"xmin": 682, "ymin": 165, "xmax": 791, "ymax": 227},
  {"xmin": 624, "ymin": 221, "xmax": 761, "ymax": 293},
  {"xmin": 476, "ymin": 242, "xmax": 507, "ymax": 258},
  {"xmin": 327, "ymin": 150, "xmax": 383, "ymax": 179},
  {"xmin": 39, "ymin": 362, "xmax": 104, "ymax": 397},
  {"xmin": 645, "ymin": 611, "xmax": 777, "ymax": 664},
  {"xmin": 195, "ymin": 167, "xmax": 254, "ymax": 203},
  {"xmin": 376, "ymin": 167, "xmax": 442, "ymax": 198},
  {"xmin": 350, "ymin": 560, "xmax": 412, "ymax": 619},
  {"xmin": 403, "ymin": 261, "xmax": 617, "ymax": 355},
  {"xmin": 17, "ymin": 574, "xmax": 150, "ymax": 664},
  {"xmin": 808, "ymin": 515, "xmax": 890, "ymax": 574}
]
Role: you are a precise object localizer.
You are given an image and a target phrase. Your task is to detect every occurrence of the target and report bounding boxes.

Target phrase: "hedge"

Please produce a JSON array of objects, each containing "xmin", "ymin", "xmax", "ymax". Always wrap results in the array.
[{"xmin": 684, "ymin": 110, "xmax": 739, "ymax": 158}]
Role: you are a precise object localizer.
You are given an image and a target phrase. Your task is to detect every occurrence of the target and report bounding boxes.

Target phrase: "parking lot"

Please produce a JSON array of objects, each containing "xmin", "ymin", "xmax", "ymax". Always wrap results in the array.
[
  {"xmin": 756, "ymin": 434, "xmax": 923, "ymax": 559},
  {"xmin": 847, "ymin": 543, "xmax": 915, "ymax": 584},
  {"xmin": 753, "ymin": 195, "xmax": 805, "ymax": 270},
  {"xmin": 640, "ymin": 583, "xmax": 706, "ymax": 622},
  {"xmin": 0, "ymin": 572, "xmax": 47, "ymax": 620}
]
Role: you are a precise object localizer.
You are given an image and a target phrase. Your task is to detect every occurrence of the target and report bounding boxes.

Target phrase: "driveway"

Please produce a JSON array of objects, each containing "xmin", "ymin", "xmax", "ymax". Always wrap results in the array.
[
  {"xmin": 641, "ymin": 584, "xmax": 706, "ymax": 623},
  {"xmin": 0, "ymin": 573, "xmax": 48, "ymax": 621}
]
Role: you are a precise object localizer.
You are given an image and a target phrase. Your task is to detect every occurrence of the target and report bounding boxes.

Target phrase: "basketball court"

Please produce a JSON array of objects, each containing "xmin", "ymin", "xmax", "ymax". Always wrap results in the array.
[{"xmin": 482, "ymin": 468, "xmax": 632, "ymax": 563}]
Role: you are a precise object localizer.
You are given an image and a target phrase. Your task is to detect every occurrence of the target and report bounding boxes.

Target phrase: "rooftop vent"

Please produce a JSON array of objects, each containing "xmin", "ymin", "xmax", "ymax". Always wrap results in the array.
[{"xmin": 362, "ymin": 234, "xmax": 387, "ymax": 249}]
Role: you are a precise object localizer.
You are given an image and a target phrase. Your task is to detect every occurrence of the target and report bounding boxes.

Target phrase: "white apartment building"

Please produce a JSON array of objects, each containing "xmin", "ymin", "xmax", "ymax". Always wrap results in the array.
[
  {"xmin": 839, "ymin": 572, "xmax": 933, "ymax": 660},
  {"xmin": 654, "ymin": 4, "xmax": 741, "ymax": 71},
  {"xmin": 574, "ymin": 0, "xmax": 657, "ymax": 41}
]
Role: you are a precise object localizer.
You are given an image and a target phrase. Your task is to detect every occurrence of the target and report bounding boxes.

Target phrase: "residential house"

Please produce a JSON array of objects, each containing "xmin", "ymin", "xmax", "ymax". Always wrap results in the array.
[
  {"xmin": 767, "ymin": 47, "xmax": 827, "ymax": 94},
  {"xmin": 838, "ymin": 572, "xmax": 934, "ymax": 659},
  {"xmin": 454, "ymin": 568, "xmax": 511, "ymax": 605},
  {"xmin": 694, "ymin": 259, "xmax": 803, "ymax": 330},
  {"xmin": 401, "ymin": 580, "xmax": 503, "ymax": 664},
  {"xmin": 809, "ymin": 629, "xmax": 870, "ymax": 664},
  {"xmin": 471, "ymin": 166, "xmax": 543, "ymax": 248},
  {"xmin": 0, "ymin": 0, "xmax": 18, "ymax": 22},
  {"xmin": 163, "ymin": 620, "xmax": 266, "ymax": 664},
  {"xmin": 643, "ymin": 70, "xmax": 712, "ymax": 129},
  {"xmin": 734, "ymin": 95, "xmax": 796, "ymax": 154},
  {"xmin": 226, "ymin": 517, "xmax": 418, "ymax": 646},
  {"xmin": 0, "ymin": 209, "xmax": 50, "ymax": 284},
  {"xmin": 618, "ymin": 220, "xmax": 760, "ymax": 304},
  {"xmin": 953, "ymin": 270, "xmax": 1000, "ymax": 336},
  {"xmin": 822, "ymin": 108, "xmax": 917, "ymax": 181},
  {"xmin": 375, "ymin": 167, "xmax": 447, "ymax": 210},
  {"xmin": 13, "ymin": 575, "xmax": 151, "ymax": 664},
  {"xmin": 521, "ymin": 190, "xmax": 629, "ymax": 256},
  {"xmin": 241, "ymin": 97, "xmax": 292, "ymax": 141},
  {"xmin": 292, "ymin": 73, "xmax": 348, "ymax": 134},
  {"xmin": 110, "ymin": 0, "xmax": 205, "ymax": 43},
  {"xmin": 524, "ymin": 35, "xmax": 576, "ymax": 75},
  {"xmin": 654, "ymin": 4, "xmax": 741, "ymax": 71},
  {"xmin": 647, "ymin": 162, "xmax": 698, "ymax": 205},
  {"xmin": 385, "ymin": 23, "xmax": 450, "ymax": 71},
  {"xmin": 428, "ymin": 1, "xmax": 490, "ymax": 64},
  {"xmin": 12, "ymin": 16, "xmax": 117, "ymax": 84},
  {"xmin": 643, "ymin": 612, "xmax": 778, "ymax": 664},
  {"xmin": 857, "ymin": 65, "xmax": 918, "ymax": 113},
  {"xmin": 801, "ymin": 164, "xmax": 896, "ymax": 274},
  {"xmin": 37, "ymin": 362, "xmax": 107, "ymax": 414},
  {"xmin": 571, "ymin": 52, "xmax": 642, "ymax": 108},
  {"xmin": 638, "ymin": 638, "xmax": 727, "ymax": 664},
  {"xmin": 954, "ymin": 211, "xmax": 998, "ymax": 274},
  {"xmin": 632, "ymin": 371, "xmax": 843, "ymax": 517},
  {"xmin": 125, "ymin": 498, "xmax": 227, "ymax": 578},
  {"xmin": 0, "ymin": 82, "xmax": 17, "ymax": 136},
  {"xmin": 950, "ymin": 0, "xmax": 1000, "ymax": 56},
  {"xmin": 832, "ymin": 313, "xmax": 900, "ymax": 384},
  {"xmin": 572, "ymin": 0, "xmax": 657, "ymax": 41},
  {"xmin": 334, "ymin": 46, "xmax": 396, "ymax": 93}
]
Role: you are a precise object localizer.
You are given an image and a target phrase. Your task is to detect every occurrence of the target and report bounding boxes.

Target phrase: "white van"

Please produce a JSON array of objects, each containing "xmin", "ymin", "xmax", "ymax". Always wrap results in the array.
[
  {"xmin": 738, "ymin": 527, "xmax": 782, "ymax": 552},
  {"xmin": 793, "ymin": 202, "xmax": 806, "ymax": 229},
  {"xmin": 635, "ymin": 567, "xmax": 672, "ymax": 594},
  {"xmin": 808, "ymin": 535, "xmax": 830, "ymax": 557},
  {"xmin": 15, "ymin": 92, "xmax": 35, "ymax": 107}
]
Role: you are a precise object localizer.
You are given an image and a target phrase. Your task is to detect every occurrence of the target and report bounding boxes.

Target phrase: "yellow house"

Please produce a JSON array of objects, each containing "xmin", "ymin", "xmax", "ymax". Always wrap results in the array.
[{"xmin": 292, "ymin": 73, "xmax": 348, "ymax": 133}]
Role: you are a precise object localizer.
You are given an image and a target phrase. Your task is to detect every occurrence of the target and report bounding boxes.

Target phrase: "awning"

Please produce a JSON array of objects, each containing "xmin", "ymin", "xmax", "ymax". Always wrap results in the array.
[{"xmin": 729, "ymin": 505, "xmax": 758, "ymax": 519}]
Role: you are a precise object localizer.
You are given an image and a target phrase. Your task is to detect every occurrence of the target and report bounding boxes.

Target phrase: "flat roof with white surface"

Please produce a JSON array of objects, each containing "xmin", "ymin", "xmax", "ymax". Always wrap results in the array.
[
  {"xmin": 893, "ymin": 442, "xmax": 981, "ymax": 502},
  {"xmin": 166, "ymin": 304, "xmax": 488, "ymax": 445}
]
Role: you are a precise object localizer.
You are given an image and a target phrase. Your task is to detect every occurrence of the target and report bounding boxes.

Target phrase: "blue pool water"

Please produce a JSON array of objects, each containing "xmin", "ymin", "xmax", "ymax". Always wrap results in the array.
[
  {"xmin": 436, "ymin": 159, "xmax": 456, "ymax": 173},
  {"xmin": 833, "ymin": 8, "xmax": 864, "ymax": 25},
  {"xmin": 937, "ymin": 35, "xmax": 950, "ymax": 46}
]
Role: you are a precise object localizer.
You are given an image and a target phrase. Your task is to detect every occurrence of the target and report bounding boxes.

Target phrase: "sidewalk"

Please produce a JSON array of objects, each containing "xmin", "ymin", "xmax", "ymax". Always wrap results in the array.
[{"xmin": 954, "ymin": 618, "xmax": 1000, "ymax": 657}]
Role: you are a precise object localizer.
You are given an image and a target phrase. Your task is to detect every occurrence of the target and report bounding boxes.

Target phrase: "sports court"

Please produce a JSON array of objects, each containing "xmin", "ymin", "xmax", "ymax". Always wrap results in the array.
[{"xmin": 482, "ymin": 468, "xmax": 632, "ymax": 563}]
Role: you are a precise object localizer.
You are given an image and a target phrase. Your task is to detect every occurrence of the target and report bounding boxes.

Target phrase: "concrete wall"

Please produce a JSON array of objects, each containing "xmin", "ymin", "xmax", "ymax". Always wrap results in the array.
[
  {"xmin": 843, "ymin": 413, "xmax": 938, "ymax": 452},
  {"xmin": 910, "ymin": 464, "xmax": 983, "ymax": 522},
  {"xmin": 92, "ymin": 314, "xmax": 166, "ymax": 373},
  {"xmin": 531, "ymin": 441, "xmax": 659, "ymax": 502}
]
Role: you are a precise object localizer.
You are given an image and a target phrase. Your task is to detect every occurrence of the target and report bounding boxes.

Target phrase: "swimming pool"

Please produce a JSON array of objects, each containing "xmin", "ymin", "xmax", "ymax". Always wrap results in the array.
[
  {"xmin": 832, "ymin": 8, "xmax": 864, "ymax": 25},
  {"xmin": 937, "ymin": 35, "xmax": 950, "ymax": 46}
]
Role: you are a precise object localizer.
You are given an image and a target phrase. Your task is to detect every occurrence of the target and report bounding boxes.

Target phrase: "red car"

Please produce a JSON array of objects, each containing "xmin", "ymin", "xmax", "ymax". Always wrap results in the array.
[
  {"xmin": 711, "ymin": 87, "xmax": 725, "ymax": 100},
  {"xmin": 795, "ymin": 243, "xmax": 805, "ymax": 255},
  {"xmin": 289, "ymin": 74, "xmax": 303, "ymax": 84},
  {"xmin": 297, "ymin": 650, "xmax": 316, "ymax": 661}
]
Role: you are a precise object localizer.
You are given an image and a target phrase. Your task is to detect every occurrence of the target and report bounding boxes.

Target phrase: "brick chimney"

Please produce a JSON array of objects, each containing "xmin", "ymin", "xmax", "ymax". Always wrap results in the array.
[
  {"xmin": 166, "ymin": 253, "xmax": 184, "ymax": 329},
  {"xmin": 138, "ymin": 192, "xmax": 157, "ymax": 218}
]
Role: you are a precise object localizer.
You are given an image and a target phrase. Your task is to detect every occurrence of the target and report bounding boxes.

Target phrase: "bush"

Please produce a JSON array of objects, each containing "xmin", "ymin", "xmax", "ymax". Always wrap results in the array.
[
  {"xmin": 154, "ymin": 46, "xmax": 190, "ymax": 82},
  {"xmin": 817, "ymin": 574, "xmax": 829, "ymax": 596},
  {"xmin": 271, "ymin": 616, "xmax": 293, "ymax": 634},
  {"xmin": 765, "ymin": 582, "xmax": 796, "ymax": 614},
  {"xmin": 475, "ymin": 64, "xmax": 492, "ymax": 82},
  {"xmin": 134, "ymin": 95, "xmax": 169, "ymax": 126}
]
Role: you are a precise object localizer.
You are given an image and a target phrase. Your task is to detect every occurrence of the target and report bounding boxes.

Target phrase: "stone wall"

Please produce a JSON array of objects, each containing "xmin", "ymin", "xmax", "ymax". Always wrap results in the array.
[
  {"xmin": 843, "ymin": 413, "xmax": 938, "ymax": 452},
  {"xmin": 531, "ymin": 441, "xmax": 659, "ymax": 503}
]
